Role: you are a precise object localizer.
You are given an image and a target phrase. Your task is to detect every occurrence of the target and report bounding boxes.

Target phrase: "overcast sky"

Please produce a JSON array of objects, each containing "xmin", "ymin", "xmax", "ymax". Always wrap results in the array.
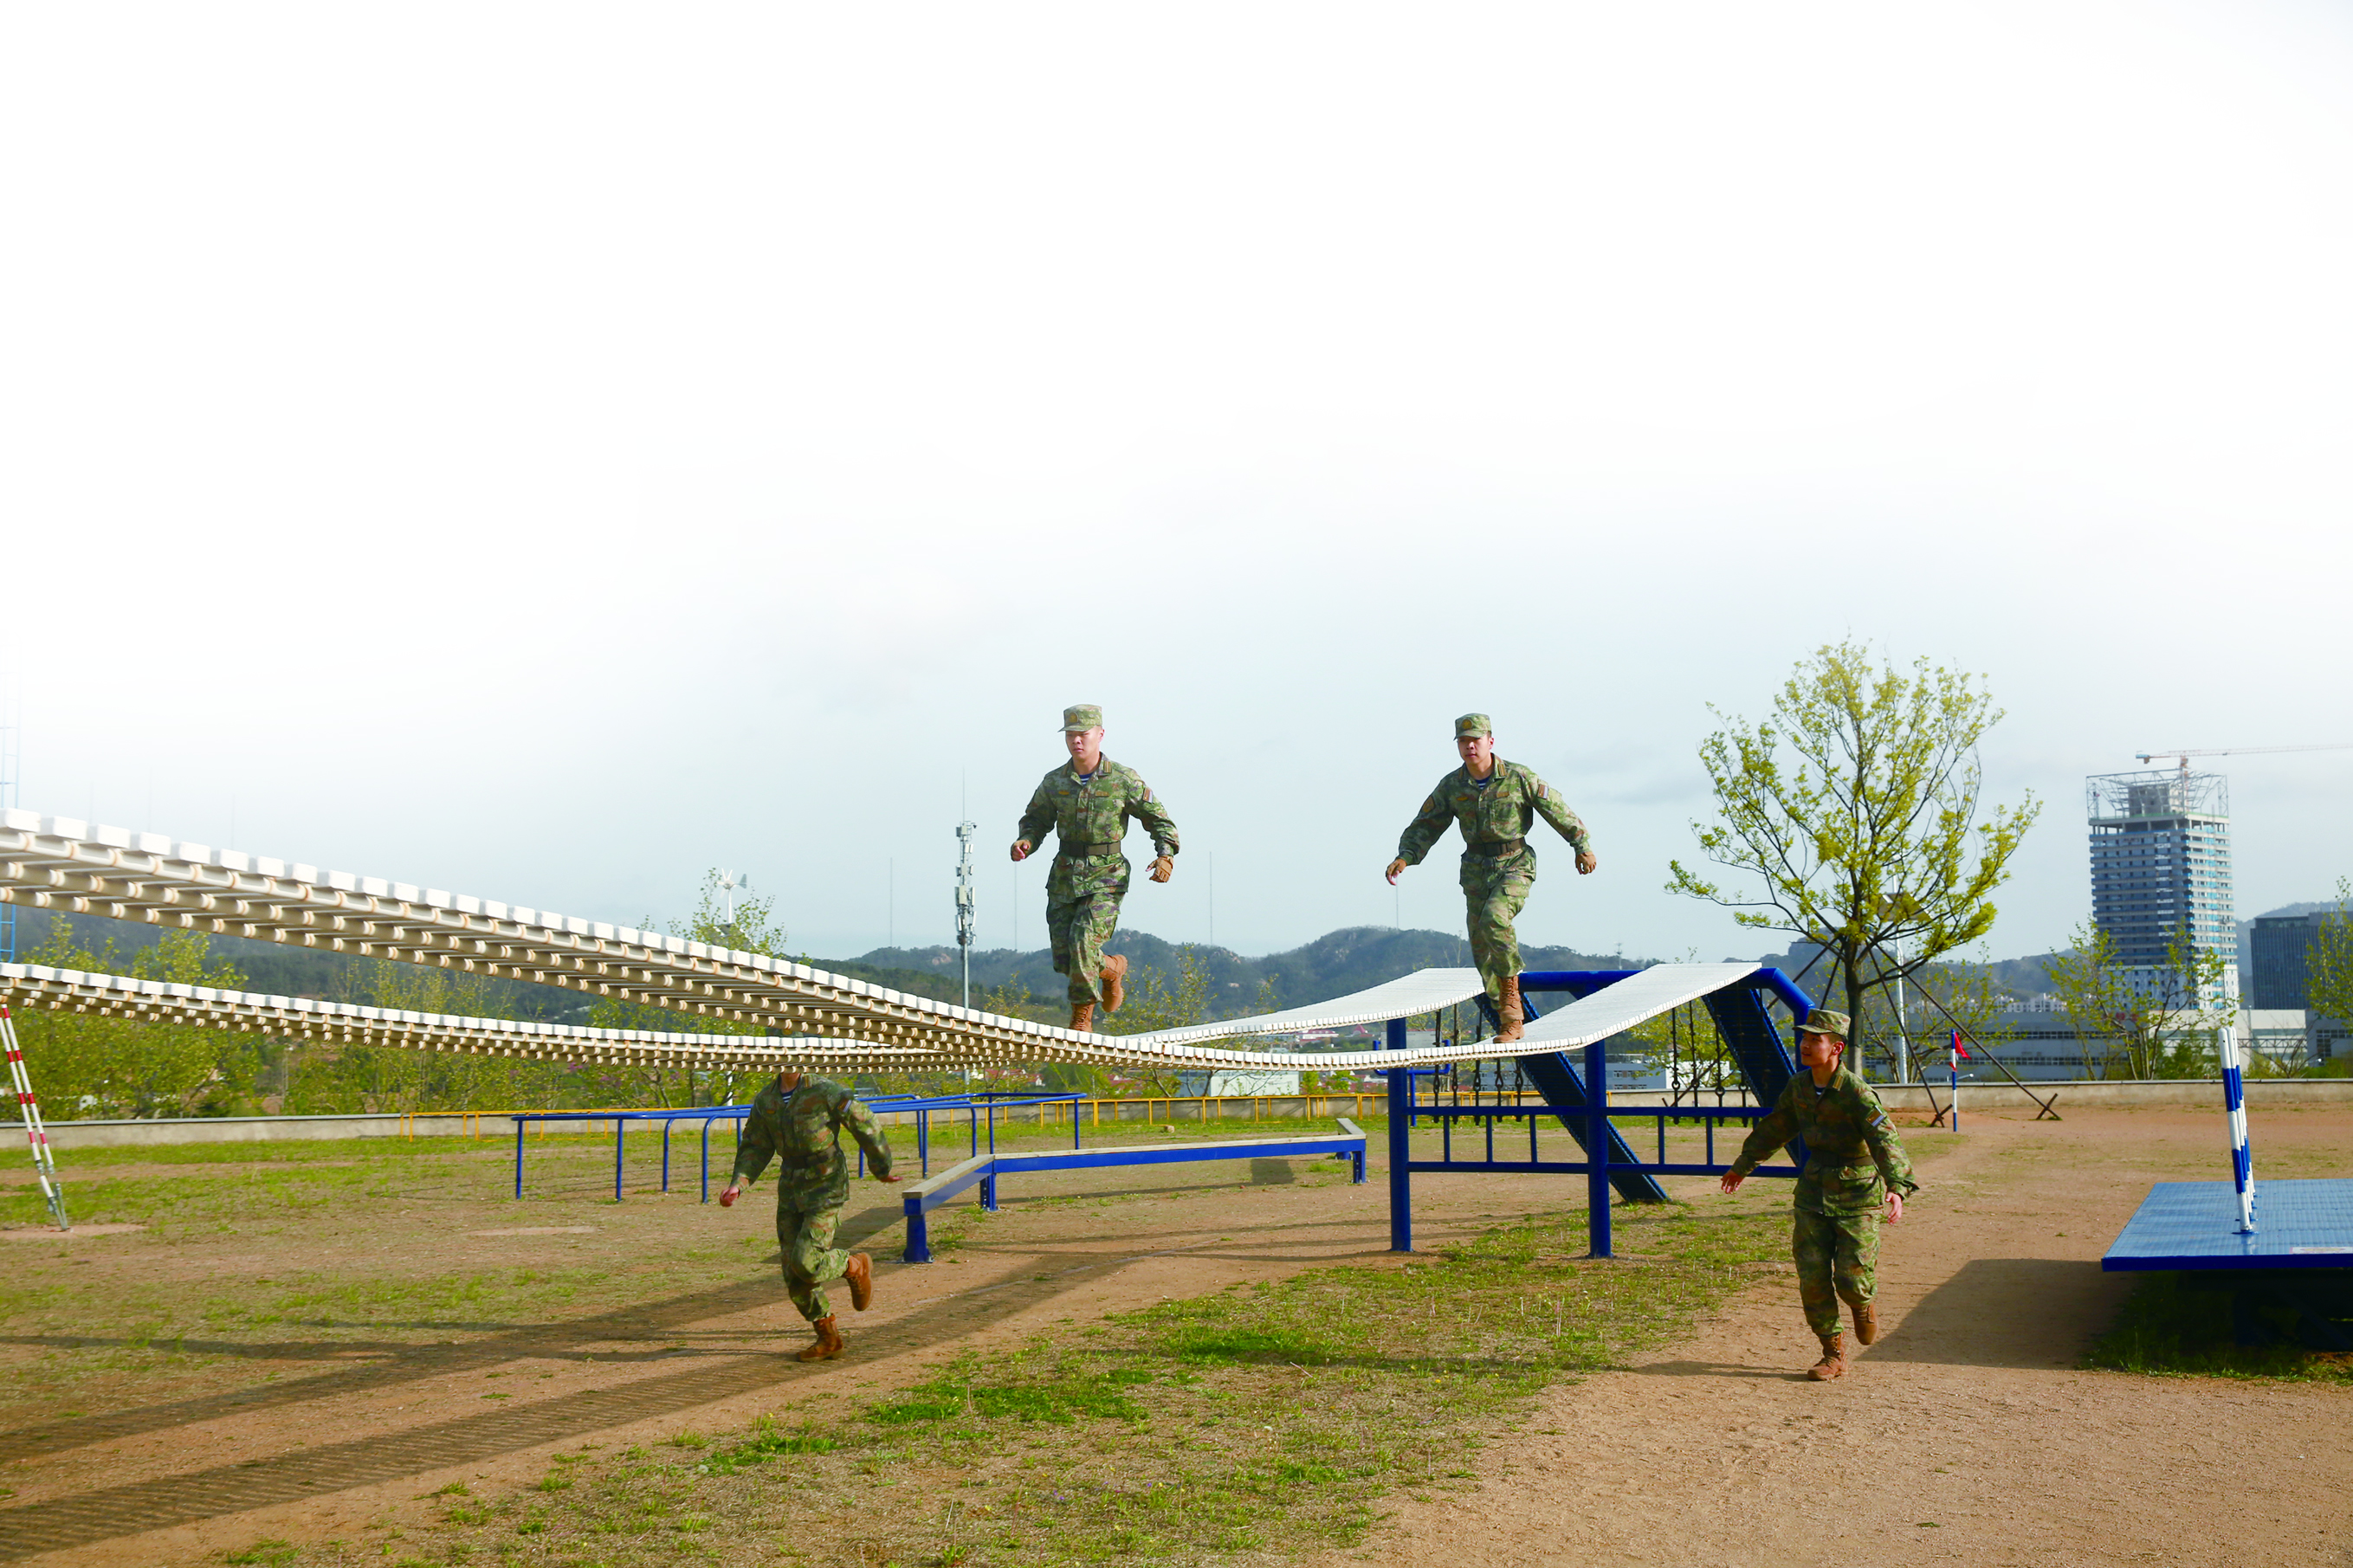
[{"xmin": 4, "ymin": 2, "xmax": 2350, "ymax": 971}]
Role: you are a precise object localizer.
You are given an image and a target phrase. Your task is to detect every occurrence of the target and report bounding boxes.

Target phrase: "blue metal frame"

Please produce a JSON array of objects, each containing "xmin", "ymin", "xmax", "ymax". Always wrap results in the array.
[
  {"xmin": 902, "ymin": 1123, "xmax": 1369, "ymax": 1263},
  {"xmin": 506, "ymin": 1089, "xmax": 1087, "ymax": 1202},
  {"xmin": 1386, "ymin": 967, "xmax": 1813, "ymax": 1258}
]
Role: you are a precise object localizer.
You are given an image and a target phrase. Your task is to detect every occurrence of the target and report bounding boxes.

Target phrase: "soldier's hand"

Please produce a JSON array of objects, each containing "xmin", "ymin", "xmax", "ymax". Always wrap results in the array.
[
  {"xmin": 719, "ymin": 1183, "xmax": 742, "ymax": 1207},
  {"xmin": 1575, "ymin": 849, "xmax": 1599, "ymax": 875},
  {"xmin": 1885, "ymin": 1191, "xmax": 1904, "ymax": 1223},
  {"xmin": 1385, "ymin": 858, "xmax": 1407, "ymax": 886},
  {"xmin": 1148, "ymin": 855, "xmax": 1173, "ymax": 884},
  {"xmin": 1718, "ymin": 1171, "xmax": 1744, "ymax": 1196},
  {"xmin": 1010, "ymin": 840, "xmax": 1031, "ymax": 863}
]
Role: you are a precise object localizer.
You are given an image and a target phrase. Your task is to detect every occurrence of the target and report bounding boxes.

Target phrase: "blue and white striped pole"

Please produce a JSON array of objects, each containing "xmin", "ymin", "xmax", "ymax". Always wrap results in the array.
[
  {"xmin": 2219, "ymin": 1017, "xmax": 2258, "ymax": 1234},
  {"xmin": 1948, "ymin": 1030, "xmax": 1960, "ymax": 1132}
]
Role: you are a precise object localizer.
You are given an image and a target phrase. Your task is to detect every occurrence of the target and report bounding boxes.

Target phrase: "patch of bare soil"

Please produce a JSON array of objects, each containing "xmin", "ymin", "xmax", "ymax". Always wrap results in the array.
[{"xmin": 1334, "ymin": 1107, "xmax": 2353, "ymax": 1568}]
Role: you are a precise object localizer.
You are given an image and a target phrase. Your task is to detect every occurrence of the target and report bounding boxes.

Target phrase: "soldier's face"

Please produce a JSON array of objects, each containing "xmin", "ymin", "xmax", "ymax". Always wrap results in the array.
[
  {"xmin": 1457, "ymin": 732, "xmax": 1494, "ymax": 771},
  {"xmin": 1798, "ymin": 1031, "xmax": 1845, "ymax": 1069},
  {"xmin": 1065, "ymin": 726, "xmax": 1104, "ymax": 771}
]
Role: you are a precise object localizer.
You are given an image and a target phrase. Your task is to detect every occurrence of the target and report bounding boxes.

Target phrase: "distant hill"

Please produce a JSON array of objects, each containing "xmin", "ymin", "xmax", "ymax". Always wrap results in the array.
[{"xmin": 850, "ymin": 926, "xmax": 1653, "ymax": 1020}]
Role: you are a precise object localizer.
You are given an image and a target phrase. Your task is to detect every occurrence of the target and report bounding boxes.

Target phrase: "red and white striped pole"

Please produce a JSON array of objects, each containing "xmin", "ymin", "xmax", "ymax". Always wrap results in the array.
[{"xmin": 0, "ymin": 1001, "xmax": 68, "ymax": 1231}]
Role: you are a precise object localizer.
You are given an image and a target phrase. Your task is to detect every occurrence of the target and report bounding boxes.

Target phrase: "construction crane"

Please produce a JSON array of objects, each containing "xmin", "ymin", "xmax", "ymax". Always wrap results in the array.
[{"xmin": 2136, "ymin": 743, "xmax": 2353, "ymax": 777}]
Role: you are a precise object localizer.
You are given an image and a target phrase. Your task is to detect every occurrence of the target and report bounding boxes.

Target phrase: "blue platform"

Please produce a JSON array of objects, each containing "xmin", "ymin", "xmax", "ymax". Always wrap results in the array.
[{"xmin": 2102, "ymin": 1179, "xmax": 2353, "ymax": 1272}]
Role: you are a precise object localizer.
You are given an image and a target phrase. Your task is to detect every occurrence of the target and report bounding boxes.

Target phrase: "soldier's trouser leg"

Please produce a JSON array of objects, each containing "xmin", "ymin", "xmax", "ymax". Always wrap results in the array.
[
  {"xmin": 1793, "ymin": 1208, "xmax": 1881, "ymax": 1336},
  {"xmin": 1459, "ymin": 854, "xmax": 1535, "ymax": 1005},
  {"xmin": 776, "ymin": 1193, "xmax": 850, "ymax": 1322},
  {"xmin": 1045, "ymin": 855, "xmax": 1132, "ymax": 1008}
]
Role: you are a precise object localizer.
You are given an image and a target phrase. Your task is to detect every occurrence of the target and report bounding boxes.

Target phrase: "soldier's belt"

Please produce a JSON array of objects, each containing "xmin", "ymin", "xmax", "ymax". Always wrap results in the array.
[
  {"xmin": 1464, "ymin": 838, "xmax": 1528, "ymax": 857},
  {"xmin": 1055, "ymin": 840, "xmax": 1125, "ymax": 859}
]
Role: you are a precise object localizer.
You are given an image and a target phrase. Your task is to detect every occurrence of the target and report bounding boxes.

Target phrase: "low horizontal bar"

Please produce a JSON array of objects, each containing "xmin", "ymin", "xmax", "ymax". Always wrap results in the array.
[
  {"xmin": 1410, "ymin": 1105, "xmax": 1768, "ymax": 1122},
  {"xmin": 994, "ymin": 1136, "xmax": 1363, "ymax": 1176},
  {"xmin": 1406, "ymin": 1160, "xmax": 1800, "ymax": 1177}
]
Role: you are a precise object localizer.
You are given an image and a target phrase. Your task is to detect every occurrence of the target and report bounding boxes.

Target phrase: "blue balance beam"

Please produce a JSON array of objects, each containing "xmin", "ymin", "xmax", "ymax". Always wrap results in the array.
[{"xmin": 900, "ymin": 1120, "xmax": 1369, "ymax": 1263}]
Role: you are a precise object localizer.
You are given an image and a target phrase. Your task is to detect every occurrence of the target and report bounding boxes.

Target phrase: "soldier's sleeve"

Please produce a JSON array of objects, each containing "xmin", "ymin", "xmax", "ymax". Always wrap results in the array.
[
  {"xmin": 1016, "ymin": 777, "xmax": 1057, "ymax": 849},
  {"xmin": 1395, "ymin": 788, "xmax": 1456, "ymax": 866},
  {"xmin": 1852, "ymin": 1083, "xmax": 1917, "ymax": 1197},
  {"xmin": 730, "ymin": 1092, "xmax": 778, "ymax": 1187},
  {"xmin": 1126, "ymin": 771, "xmax": 1180, "ymax": 858},
  {"xmin": 1729, "ymin": 1079, "xmax": 1800, "ymax": 1176},
  {"xmin": 1526, "ymin": 770, "xmax": 1591, "ymax": 853},
  {"xmin": 831, "ymin": 1085, "xmax": 895, "ymax": 1180}
]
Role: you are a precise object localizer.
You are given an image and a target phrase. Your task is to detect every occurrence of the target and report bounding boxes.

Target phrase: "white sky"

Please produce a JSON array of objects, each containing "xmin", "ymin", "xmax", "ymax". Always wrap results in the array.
[{"xmin": 4, "ymin": 2, "xmax": 2350, "ymax": 966}]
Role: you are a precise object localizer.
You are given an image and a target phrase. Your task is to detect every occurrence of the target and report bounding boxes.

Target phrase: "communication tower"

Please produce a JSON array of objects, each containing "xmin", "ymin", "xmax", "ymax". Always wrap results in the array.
[{"xmin": 954, "ymin": 819, "xmax": 977, "ymax": 1009}]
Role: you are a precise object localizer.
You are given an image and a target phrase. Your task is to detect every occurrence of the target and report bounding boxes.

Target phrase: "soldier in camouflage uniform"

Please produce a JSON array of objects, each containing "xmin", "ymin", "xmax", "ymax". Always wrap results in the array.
[
  {"xmin": 1012, "ymin": 704, "xmax": 1180, "ymax": 1031},
  {"xmin": 719, "ymin": 1070, "xmax": 900, "ymax": 1362},
  {"xmin": 1386, "ymin": 713, "xmax": 1596, "ymax": 1043},
  {"xmin": 1721, "ymin": 1008, "xmax": 1917, "ymax": 1381}
]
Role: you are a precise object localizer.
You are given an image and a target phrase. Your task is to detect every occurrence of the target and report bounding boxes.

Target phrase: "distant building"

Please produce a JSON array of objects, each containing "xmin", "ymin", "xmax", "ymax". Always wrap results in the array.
[
  {"xmin": 1173, "ymin": 1068, "xmax": 1301, "ymax": 1096},
  {"xmin": 2250, "ymin": 913, "xmax": 2322, "ymax": 1010},
  {"xmin": 2086, "ymin": 769, "xmax": 2238, "ymax": 1002}
]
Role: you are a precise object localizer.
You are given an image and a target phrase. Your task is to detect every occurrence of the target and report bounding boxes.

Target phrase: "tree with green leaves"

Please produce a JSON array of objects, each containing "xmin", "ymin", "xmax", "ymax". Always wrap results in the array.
[
  {"xmin": 1669, "ymin": 639, "xmax": 2040, "ymax": 1053},
  {"xmin": 2044, "ymin": 921, "xmax": 2230, "ymax": 1079},
  {"xmin": 2305, "ymin": 878, "xmax": 2353, "ymax": 1065},
  {"xmin": 15, "ymin": 917, "xmax": 275, "ymax": 1118},
  {"xmin": 585, "ymin": 869, "xmax": 795, "ymax": 1107}
]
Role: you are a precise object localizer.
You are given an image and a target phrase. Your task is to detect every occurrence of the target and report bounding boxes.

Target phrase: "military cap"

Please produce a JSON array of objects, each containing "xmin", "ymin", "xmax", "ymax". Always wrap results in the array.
[
  {"xmin": 1454, "ymin": 713, "xmax": 1492, "ymax": 739},
  {"xmin": 1062, "ymin": 704, "xmax": 1103, "ymax": 732},
  {"xmin": 1799, "ymin": 1008, "xmax": 1852, "ymax": 1040}
]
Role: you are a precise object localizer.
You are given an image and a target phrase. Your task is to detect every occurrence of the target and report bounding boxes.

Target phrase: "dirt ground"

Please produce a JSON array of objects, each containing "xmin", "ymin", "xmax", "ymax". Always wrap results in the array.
[{"xmin": 2, "ymin": 1107, "xmax": 2349, "ymax": 1566}]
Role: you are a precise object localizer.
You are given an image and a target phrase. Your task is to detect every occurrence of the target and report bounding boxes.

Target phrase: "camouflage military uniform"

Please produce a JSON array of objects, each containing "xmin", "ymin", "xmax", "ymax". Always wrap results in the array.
[
  {"xmin": 1017, "ymin": 758, "xmax": 1179, "ymax": 1008},
  {"xmin": 1394, "ymin": 758, "xmax": 1591, "ymax": 1003},
  {"xmin": 729, "ymin": 1074, "xmax": 895, "ymax": 1322},
  {"xmin": 1729, "ymin": 1065, "xmax": 1917, "ymax": 1336}
]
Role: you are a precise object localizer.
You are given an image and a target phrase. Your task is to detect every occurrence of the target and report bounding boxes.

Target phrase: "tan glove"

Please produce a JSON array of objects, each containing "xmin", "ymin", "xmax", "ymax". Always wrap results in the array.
[{"xmin": 1148, "ymin": 855, "xmax": 1174, "ymax": 883}]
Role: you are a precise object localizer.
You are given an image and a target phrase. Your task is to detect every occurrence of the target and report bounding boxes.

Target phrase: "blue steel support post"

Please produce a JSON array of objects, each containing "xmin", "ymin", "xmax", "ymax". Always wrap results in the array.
[
  {"xmin": 1387, "ymin": 1016, "xmax": 1412, "ymax": 1252},
  {"xmin": 1586, "ymin": 1038, "xmax": 1612, "ymax": 1258},
  {"xmin": 514, "ymin": 1119, "xmax": 525, "ymax": 1199},
  {"xmin": 613, "ymin": 1118, "xmax": 624, "ymax": 1203},
  {"xmin": 905, "ymin": 1201, "xmax": 931, "ymax": 1264},
  {"xmin": 663, "ymin": 1122, "xmax": 671, "ymax": 1193},
  {"xmin": 701, "ymin": 1119, "xmax": 711, "ymax": 1203}
]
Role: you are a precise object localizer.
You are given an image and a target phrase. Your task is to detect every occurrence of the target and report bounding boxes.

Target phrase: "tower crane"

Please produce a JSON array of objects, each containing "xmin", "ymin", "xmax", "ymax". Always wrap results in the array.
[{"xmin": 2136, "ymin": 743, "xmax": 2353, "ymax": 778}]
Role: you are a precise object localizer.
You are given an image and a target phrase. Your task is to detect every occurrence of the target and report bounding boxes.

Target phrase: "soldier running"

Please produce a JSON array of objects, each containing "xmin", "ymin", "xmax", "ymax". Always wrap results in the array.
[
  {"xmin": 719, "ymin": 1070, "xmax": 900, "ymax": 1362},
  {"xmin": 1386, "ymin": 713, "xmax": 1595, "ymax": 1043},
  {"xmin": 1012, "ymin": 704, "xmax": 1180, "ymax": 1031},
  {"xmin": 1720, "ymin": 1008, "xmax": 1917, "ymax": 1381}
]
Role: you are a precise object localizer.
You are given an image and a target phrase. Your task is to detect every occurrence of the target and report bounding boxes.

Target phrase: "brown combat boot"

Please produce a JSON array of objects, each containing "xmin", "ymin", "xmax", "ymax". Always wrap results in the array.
[
  {"xmin": 1806, "ymin": 1332, "xmax": 1847, "ymax": 1381},
  {"xmin": 1850, "ymin": 1299, "xmax": 1878, "ymax": 1345},
  {"xmin": 1495, "ymin": 977, "xmax": 1525, "ymax": 1044},
  {"xmin": 1069, "ymin": 1002, "xmax": 1096, "ymax": 1032},
  {"xmin": 844, "ymin": 1251, "xmax": 874, "ymax": 1313},
  {"xmin": 796, "ymin": 1315, "xmax": 844, "ymax": 1362},
  {"xmin": 1100, "ymin": 953, "xmax": 1129, "ymax": 1014}
]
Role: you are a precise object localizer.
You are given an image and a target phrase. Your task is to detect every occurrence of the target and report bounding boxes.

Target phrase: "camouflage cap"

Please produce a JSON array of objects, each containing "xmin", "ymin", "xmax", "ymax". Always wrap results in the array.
[
  {"xmin": 1062, "ymin": 704, "xmax": 1103, "ymax": 733},
  {"xmin": 1799, "ymin": 1008, "xmax": 1852, "ymax": 1040},
  {"xmin": 1454, "ymin": 713, "xmax": 1492, "ymax": 739}
]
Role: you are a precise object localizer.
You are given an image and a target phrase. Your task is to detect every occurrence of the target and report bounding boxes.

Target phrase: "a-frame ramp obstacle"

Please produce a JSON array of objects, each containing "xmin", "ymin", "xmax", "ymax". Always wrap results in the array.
[{"xmin": 1386, "ymin": 963, "xmax": 1814, "ymax": 1256}]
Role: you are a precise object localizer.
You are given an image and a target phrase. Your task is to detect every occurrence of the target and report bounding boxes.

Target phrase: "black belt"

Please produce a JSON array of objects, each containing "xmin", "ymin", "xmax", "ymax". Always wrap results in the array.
[
  {"xmin": 1057, "ymin": 839, "xmax": 1124, "ymax": 858},
  {"xmin": 1465, "ymin": 838, "xmax": 1527, "ymax": 856}
]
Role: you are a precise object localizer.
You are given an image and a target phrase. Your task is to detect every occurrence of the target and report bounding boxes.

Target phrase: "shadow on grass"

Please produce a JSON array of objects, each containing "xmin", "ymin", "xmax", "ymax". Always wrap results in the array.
[{"xmin": 0, "ymin": 1211, "xmax": 1368, "ymax": 1559}]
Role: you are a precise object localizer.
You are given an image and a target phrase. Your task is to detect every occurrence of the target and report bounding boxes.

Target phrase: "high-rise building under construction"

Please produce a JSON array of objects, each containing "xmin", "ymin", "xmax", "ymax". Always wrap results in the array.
[{"xmin": 2085, "ymin": 768, "xmax": 2238, "ymax": 996}]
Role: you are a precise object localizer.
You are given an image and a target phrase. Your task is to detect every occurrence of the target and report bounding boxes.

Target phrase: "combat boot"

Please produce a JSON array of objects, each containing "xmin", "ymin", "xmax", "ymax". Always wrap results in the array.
[
  {"xmin": 1850, "ymin": 1299, "xmax": 1878, "ymax": 1345},
  {"xmin": 844, "ymin": 1251, "xmax": 874, "ymax": 1313},
  {"xmin": 1495, "ymin": 978, "xmax": 1525, "ymax": 1044},
  {"xmin": 1069, "ymin": 1002, "xmax": 1096, "ymax": 1032},
  {"xmin": 1100, "ymin": 954, "xmax": 1129, "ymax": 1014},
  {"xmin": 1806, "ymin": 1332, "xmax": 1846, "ymax": 1381},
  {"xmin": 796, "ymin": 1316, "xmax": 844, "ymax": 1362}
]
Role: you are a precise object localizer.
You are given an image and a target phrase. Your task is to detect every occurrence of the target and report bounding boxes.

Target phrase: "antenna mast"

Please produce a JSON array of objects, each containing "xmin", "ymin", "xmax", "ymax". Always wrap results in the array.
[{"xmin": 954, "ymin": 819, "xmax": 977, "ymax": 1010}]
